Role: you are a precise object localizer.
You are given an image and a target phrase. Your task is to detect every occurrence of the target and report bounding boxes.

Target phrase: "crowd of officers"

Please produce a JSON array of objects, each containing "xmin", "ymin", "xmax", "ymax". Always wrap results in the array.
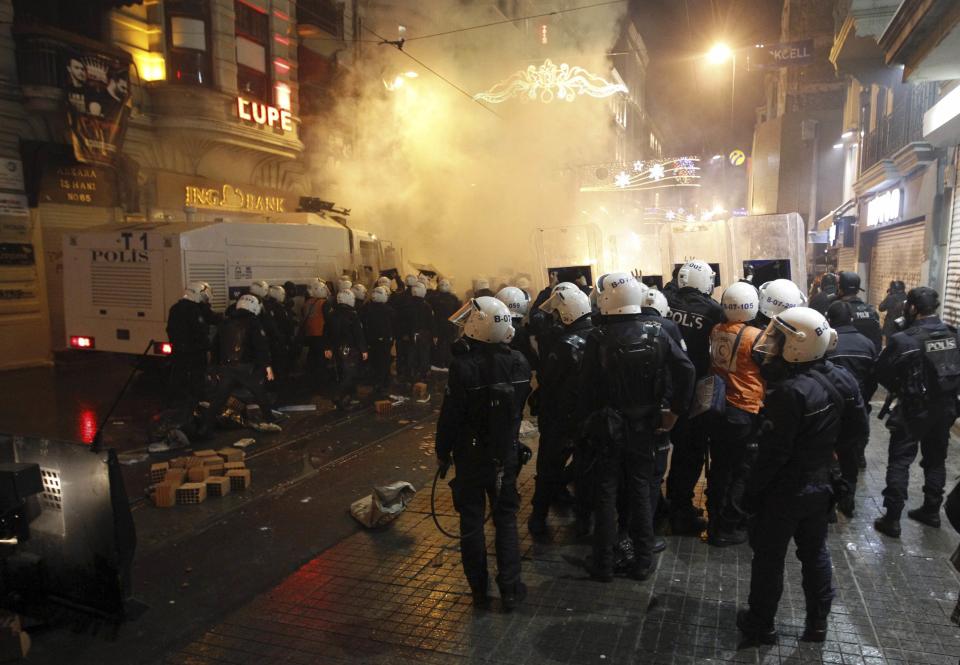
[
  {"xmin": 434, "ymin": 261, "xmax": 960, "ymax": 644},
  {"xmin": 164, "ymin": 273, "xmax": 472, "ymax": 436}
]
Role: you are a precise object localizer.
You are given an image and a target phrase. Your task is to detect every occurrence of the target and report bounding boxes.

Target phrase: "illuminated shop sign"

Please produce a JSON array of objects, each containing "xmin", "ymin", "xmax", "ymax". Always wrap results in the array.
[
  {"xmin": 866, "ymin": 189, "xmax": 901, "ymax": 227},
  {"xmin": 236, "ymin": 97, "xmax": 293, "ymax": 131},
  {"xmin": 184, "ymin": 183, "xmax": 287, "ymax": 213}
]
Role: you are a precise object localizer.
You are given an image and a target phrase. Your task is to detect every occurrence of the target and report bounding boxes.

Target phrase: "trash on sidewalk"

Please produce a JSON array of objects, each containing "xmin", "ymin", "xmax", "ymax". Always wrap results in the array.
[
  {"xmin": 233, "ymin": 438, "xmax": 256, "ymax": 449},
  {"xmin": 250, "ymin": 421, "xmax": 282, "ymax": 432},
  {"xmin": 349, "ymin": 481, "xmax": 417, "ymax": 529},
  {"xmin": 118, "ymin": 453, "xmax": 148, "ymax": 465},
  {"xmin": 277, "ymin": 404, "xmax": 317, "ymax": 412}
]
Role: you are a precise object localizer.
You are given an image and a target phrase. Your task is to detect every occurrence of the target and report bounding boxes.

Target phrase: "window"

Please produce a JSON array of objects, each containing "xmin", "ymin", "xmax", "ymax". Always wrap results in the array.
[
  {"xmin": 165, "ymin": 1, "xmax": 211, "ymax": 86},
  {"xmin": 235, "ymin": 1, "xmax": 269, "ymax": 101}
]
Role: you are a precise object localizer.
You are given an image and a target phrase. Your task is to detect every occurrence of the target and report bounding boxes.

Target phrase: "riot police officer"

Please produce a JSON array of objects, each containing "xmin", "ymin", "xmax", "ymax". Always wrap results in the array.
[
  {"xmin": 496, "ymin": 286, "xmax": 537, "ymax": 370},
  {"xmin": 360, "ymin": 286, "xmax": 396, "ymax": 396},
  {"xmin": 166, "ymin": 281, "xmax": 213, "ymax": 420},
  {"xmin": 577, "ymin": 273, "xmax": 695, "ymax": 581},
  {"xmin": 825, "ymin": 299, "xmax": 878, "ymax": 513},
  {"xmin": 323, "ymin": 289, "xmax": 368, "ymax": 409},
  {"xmin": 708, "ymin": 282, "xmax": 765, "ymax": 547},
  {"xmin": 528, "ymin": 286, "xmax": 593, "ymax": 535},
  {"xmin": 435, "ymin": 296, "xmax": 531, "ymax": 610},
  {"xmin": 198, "ymin": 294, "xmax": 277, "ymax": 438},
  {"xmin": 739, "ymin": 307, "xmax": 867, "ymax": 644},
  {"xmin": 809, "ymin": 272, "xmax": 838, "ymax": 314},
  {"xmin": 302, "ymin": 279, "xmax": 329, "ymax": 391},
  {"xmin": 263, "ymin": 284, "xmax": 294, "ymax": 383},
  {"xmin": 664, "ymin": 259, "xmax": 724, "ymax": 534},
  {"xmin": 880, "ymin": 280, "xmax": 907, "ymax": 344},
  {"xmin": 396, "ymin": 282, "xmax": 435, "ymax": 386},
  {"xmin": 836, "ymin": 271, "xmax": 882, "ymax": 350},
  {"xmin": 430, "ymin": 279, "xmax": 462, "ymax": 369},
  {"xmin": 756, "ymin": 278, "xmax": 807, "ymax": 329},
  {"xmin": 874, "ymin": 287, "xmax": 960, "ymax": 537}
]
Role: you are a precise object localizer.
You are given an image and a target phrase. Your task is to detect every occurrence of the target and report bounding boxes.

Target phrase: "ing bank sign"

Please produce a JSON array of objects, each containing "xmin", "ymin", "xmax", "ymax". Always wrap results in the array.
[{"xmin": 184, "ymin": 183, "xmax": 287, "ymax": 213}]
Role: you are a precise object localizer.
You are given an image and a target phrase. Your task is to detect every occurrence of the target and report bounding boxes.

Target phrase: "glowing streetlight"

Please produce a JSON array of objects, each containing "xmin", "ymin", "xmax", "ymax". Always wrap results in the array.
[{"xmin": 707, "ymin": 43, "xmax": 733, "ymax": 64}]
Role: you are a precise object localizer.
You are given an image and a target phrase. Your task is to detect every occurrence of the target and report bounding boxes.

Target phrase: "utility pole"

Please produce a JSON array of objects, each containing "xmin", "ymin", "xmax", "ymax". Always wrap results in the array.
[{"xmin": 802, "ymin": 118, "xmax": 819, "ymax": 239}]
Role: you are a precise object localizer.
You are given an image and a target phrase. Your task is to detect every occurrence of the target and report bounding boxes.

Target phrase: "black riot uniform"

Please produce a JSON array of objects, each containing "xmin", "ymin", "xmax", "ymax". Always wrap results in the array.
[
  {"xmin": 740, "ymin": 359, "xmax": 867, "ymax": 642},
  {"xmin": 664, "ymin": 286, "xmax": 724, "ymax": 531},
  {"xmin": 199, "ymin": 308, "xmax": 275, "ymax": 436},
  {"xmin": 396, "ymin": 295, "xmax": 435, "ymax": 384},
  {"xmin": 825, "ymin": 300, "xmax": 878, "ymax": 507},
  {"xmin": 166, "ymin": 296, "xmax": 212, "ymax": 419},
  {"xmin": 509, "ymin": 316, "xmax": 538, "ymax": 372},
  {"xmin": 529, "ymin": 314, "xmax": 593, "ymax": 532},
  {"xmin": 435, "ymin": 340, "xmax": 531, "ymax": 607},
  {"xmin": 879, "ymin": 282, "xmax": 907, "ymax": 343},
  {"xmin": 323, "ymin": 302, "xmax": 368, "ymax": 408},
  {"xmin": 576, "ymin": 313, "xmax": 695, "ymax": 580},
  {"xmin": 430, "ymin": 290, "xmax": 462, "ymax": 369},
  {"xmin": 875, "ymin": 291, "xmax": 960, "ymax": 535},
  {"xmin": 360, "ymin": 300, "xmax": 395, "ymax": 395},
  {"xmin": 263, "ymin": 297, "xmax": 295, "ymax": 382},
  {"xmin": 836, "ymin": 272, "xmax": 882, "ymax": 349},
  {"xmin": 809, "ymin": 273, "xmax": 837, "ymax": 314}
]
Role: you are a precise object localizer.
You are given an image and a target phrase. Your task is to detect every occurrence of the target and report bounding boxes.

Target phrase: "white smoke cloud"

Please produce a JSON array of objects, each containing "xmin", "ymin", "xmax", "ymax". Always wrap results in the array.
[{"xmin": 309, "ymin": 1, "xmax": 627, "ymax": 296}]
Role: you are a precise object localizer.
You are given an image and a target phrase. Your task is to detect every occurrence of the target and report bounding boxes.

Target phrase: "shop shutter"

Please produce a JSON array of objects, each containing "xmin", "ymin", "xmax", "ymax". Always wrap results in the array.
[
  {"xmin": 868, "ymin": 222, "xmax": 925, "ymax": 307},
  {"xmin": 835, "ymin": 247, "xmax": 856, "ymax": 274},
  {"xmin": 942, "ymin": 171, "xmax": 960, "ymax": 326}
]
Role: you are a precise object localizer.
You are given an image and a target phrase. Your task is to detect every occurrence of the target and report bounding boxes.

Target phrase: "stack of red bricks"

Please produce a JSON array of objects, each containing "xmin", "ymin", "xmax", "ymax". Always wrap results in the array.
[{"xmin": 148, "ymin": 447, "xmax": 252, "ymax": 508}]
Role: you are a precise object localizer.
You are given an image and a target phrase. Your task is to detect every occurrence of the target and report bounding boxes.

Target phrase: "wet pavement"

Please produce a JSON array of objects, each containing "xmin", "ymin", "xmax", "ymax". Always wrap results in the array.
[
  {"xmin": 3, "ymin": 361, "xmax": 960, "ymax": 664},
  {"xmin": 161, "ymin": 397, "xmax": 960, "ymax": 665}
]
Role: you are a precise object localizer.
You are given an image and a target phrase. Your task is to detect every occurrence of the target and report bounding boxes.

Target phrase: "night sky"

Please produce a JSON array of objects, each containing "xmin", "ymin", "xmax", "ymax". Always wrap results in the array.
[{"xmin": 631, "ymin": 0, "xmax": 784, "ymax": 158}]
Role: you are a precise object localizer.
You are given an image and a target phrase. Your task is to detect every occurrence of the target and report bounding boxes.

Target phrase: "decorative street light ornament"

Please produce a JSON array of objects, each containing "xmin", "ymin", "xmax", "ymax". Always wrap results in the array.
[
  {"xmin": 577, "ymin": 156, "xmax": 701, "ymax": 193},
  {"xmin": 473, "ymin": 59, "xmax": 628, "ymax": 104},
  {"xmin": 615, "ymin": 171, "xmax": 631, "ymax": 188},
  {"xmin": 632, "ymin": 160, "xmax": 644, "ymax": 173},
  {"xmin": 649, "ymin": 163, "xmax": 665, "ymax": 181}
]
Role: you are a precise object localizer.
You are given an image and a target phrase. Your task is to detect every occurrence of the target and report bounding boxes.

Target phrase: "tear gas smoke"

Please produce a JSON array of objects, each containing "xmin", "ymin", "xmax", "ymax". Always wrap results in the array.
[{"xmin": 311, "ymin": 1, "xmax": 627, "ymax": 296}]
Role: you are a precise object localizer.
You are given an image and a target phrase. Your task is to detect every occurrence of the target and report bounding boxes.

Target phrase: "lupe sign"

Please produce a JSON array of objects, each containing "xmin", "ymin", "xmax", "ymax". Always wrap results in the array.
[
  {"xmin": 749, "ymin": 39, "xmax": 815, "ymax": 70},
  {"xmin": 236, "ymin": 97, "xmax": 293, "ymax": 132}
]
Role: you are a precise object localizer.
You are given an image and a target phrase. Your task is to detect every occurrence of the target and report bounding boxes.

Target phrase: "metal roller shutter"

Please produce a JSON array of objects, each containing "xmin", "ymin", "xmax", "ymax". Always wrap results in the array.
[
  {"xmin": 835, "ymin": 247, "xmax": 856, "ymax": 274},
  {"xmin": 942, "ymin": 162, "xmax": 960, "ymax": 326},
  {"xmin": 868, "ymin": 222, "xmax": 925, "ymax": 307}
]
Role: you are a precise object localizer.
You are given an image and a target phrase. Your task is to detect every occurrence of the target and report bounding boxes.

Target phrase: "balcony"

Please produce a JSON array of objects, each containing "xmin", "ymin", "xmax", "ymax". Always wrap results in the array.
[
  {"xmin": 13, "ymin": 23, "xmax": 132, "ymax": 111},
  {"xmin": 297, "ymin": 0, "xmax": 344, "ymax": 39},
  {"xmin": 862, "ymin": 82, "xmax": 938, "ymax": 171}
]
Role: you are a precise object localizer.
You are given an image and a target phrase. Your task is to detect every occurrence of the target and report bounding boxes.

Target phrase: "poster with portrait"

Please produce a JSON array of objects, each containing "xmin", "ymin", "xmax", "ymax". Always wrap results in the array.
[{"xmin": 63, "ymin": 49, "xmax": 132, "ymax": 166}]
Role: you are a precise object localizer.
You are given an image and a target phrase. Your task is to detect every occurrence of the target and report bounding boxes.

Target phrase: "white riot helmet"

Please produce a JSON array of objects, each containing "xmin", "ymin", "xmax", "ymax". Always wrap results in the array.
[
  {"xmin": 755, "ymin": 306, "xmax": 838, "ymax": 364},
  {"xmin": 351, "ymin": 283, "xmax": 368, "ymax": 302},
  {"xmin": 495, "ymin": 286, "xmax": 530, "ymax": 318},
  {"xmin": 307, "ymin": 278, "xmax": 329, "ymax": 299},
  {"xmin": 540, "ymin": 287, "xmax": 591, "ymax": 325},
  {"xmin": 336, "ymin": 289, "xmax": 355, "ymax": 307},
  {"xmin": 267, "ymin": 284, "xmax": 286, "ymax": 303},
  {"xmin": 758, "ymin": 279, "xmax": 807, "ymax": 318},
  {"xmin": 376, "ymin": 276, "xmax": 391, "ymax": 289},
  {"xmin": 417, "ymin": 274, "xmax": 430, "ymax": 286},
  {"xmin": 183, "ymin": 281, "xmax": 210, "ymax": 304},
  {"xmin": 372, "ymin": 286, "xmax": 389, "ymax": 303},
  {"xmin": 553, "ymin": 281, "xmax": 577, "ymax": 295},
  {"xmin": 411, "ymin": 283, "xmax": 427, "ymax": 298},
  {"xmin": 438, "ymin": 279, "xmax": 452, "ymax": 293},
  {"xmin": 677, "ymin": 260, "xmax": 717, "ymax": 296},
  {"xmin": 336, "ymin": 277, "xmax": 352, "ymax": 293},
  {"xmin": 249, "ymin": 280, "xmax": 269, "ymax": 298},
  {"xmin": 449, "ymin": 296, "xmax": 515, "ymax": 344},
  {"xmin": 596, "ymin": 272, "xmax": 647, "ymax": 316},
  {"xmin": 404, "ymin": 274, "xmax": 418, "ymax": 287},
  {"xmin": 236, "ymin": 293, "xmax": 262, "ymax": 316},
  {"xmin": 721, "ymin": 281, "xmax": 759, "ymax": 323},
  {"xmin": 642, "ymin": 288, "xmax": 670, "ymax": 317}
]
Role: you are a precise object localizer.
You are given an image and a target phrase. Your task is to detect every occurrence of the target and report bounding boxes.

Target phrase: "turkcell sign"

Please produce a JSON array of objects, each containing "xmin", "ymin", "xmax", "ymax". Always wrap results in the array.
[{"xmin": 750, "ymin": 39, "xmax": 815, "ymax": 70}]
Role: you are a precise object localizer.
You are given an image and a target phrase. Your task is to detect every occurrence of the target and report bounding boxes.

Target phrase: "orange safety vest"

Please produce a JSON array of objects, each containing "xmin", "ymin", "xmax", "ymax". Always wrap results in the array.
[
  {"xmin": 709, "ymin": 321, "xmax": 765, "ymax": 414},
  {"xmin": 303, "ymin": 297, "xmax": 326, "ymax": 337}
]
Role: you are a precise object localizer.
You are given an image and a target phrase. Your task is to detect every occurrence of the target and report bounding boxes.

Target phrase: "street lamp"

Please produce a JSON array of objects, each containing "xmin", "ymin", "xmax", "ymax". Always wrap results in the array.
[{"xmin": 706, "ymin": 42, "xmax": 736, "ymax": 131}]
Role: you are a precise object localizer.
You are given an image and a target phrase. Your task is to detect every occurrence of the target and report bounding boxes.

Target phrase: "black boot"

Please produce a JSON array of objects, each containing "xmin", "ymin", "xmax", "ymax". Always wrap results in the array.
[
  {"xmin": 873, "ymin": 508, "xmax": 902, "ymax": 538},
  {"xmin": 470, "ymin": 576, "xmax": 490, "ymax": 608},
  {"xmin": 527, "ymin": 510, "xmax": 548, "ymax": 537},
  {"xmin": 500, "ymin": 582, "xmax": 527, "ymax": 612},
  {"xmin": 736, "ymin": 609, "xmax": 777, "ymax": 645},
  {"xmin": 907, "ymin": 497, "xmax": 941, "ymax": 528},
  {"xmin": 837, "ymin": 493, "xmax": 855, "ymax": 518},
  {"xmin": 801, "ymin": 604, "xmax": 830, "ymax": 642},
  {"xmin": 669, "ymin": 505, "xmax": 707, "ymax": 535}
]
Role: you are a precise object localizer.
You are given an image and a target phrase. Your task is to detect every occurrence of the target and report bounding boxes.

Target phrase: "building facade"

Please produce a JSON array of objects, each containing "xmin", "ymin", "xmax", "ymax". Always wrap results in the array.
[{"xmin": 0, "ymin": 0, "xmax": 366, "ymax": 369}]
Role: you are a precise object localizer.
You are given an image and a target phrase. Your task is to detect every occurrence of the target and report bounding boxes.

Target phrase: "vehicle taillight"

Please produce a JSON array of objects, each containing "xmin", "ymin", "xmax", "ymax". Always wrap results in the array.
[
  {"xmin": 154, "ymin": 342, "xmax": 173, "ymax": 356},
  {"xmin": 70, "ymin": 335, "xmax": 94, "ymax": 349}
]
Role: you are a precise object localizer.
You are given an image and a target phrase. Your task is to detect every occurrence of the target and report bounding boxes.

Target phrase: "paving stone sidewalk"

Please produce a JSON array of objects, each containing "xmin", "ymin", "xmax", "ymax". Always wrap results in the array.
[{"xmin": 168, "ymin": 420, "xmax": 960, "ymax": 665}]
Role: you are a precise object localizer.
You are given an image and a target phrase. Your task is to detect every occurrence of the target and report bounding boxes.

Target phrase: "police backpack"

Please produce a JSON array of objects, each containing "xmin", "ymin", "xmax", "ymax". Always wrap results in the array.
[
  {"xmin": 904, "ymin": 326, "xmax": 960, "ymax": 398},
  {"xmin": 598, "ymin": 321, "xmax": 667, "ymax": 420}
]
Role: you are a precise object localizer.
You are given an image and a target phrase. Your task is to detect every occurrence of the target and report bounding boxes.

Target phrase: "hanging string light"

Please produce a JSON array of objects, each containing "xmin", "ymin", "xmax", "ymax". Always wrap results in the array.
[{"xmin": 474, "ymin": 59, "xmax": 628, "ymax": 104}]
